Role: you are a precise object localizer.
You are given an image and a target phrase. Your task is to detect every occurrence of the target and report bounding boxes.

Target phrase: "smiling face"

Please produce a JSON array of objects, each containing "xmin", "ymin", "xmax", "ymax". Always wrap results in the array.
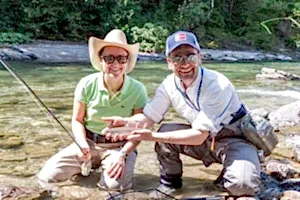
[
  {"xmin": 100, "ymin": 46, "xmax": 129, "ymax": 79},
  {"xmin": 167, "ymin": 44, "xmax": 201, "ymax": 87}
]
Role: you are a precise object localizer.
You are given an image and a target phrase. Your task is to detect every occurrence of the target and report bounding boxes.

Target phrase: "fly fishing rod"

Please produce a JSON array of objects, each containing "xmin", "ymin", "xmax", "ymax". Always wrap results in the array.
[
  {"xmin": 0, "ymin": 59, "xmax": 82, "ymax": 150},
  {"xmin": 0, "ymin": 59, "xmax": 92, "ymax": 176}
]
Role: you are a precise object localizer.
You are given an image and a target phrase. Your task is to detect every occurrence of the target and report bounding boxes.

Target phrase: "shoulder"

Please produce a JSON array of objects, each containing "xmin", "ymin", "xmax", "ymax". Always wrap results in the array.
[
  {"xmin": 126, "ymin": 76, "xmax": 144, "ymax": 87},
  {"xmin": 78, "ymin": 72, "xmax": 101, "ymax": 87},
  {"xmin": 202, "ymin": 67, "xmax": 231, "ymax": 89},
  {"xmin": 125, "ymin": 76, "xmax": 147, "ymax": 93}
]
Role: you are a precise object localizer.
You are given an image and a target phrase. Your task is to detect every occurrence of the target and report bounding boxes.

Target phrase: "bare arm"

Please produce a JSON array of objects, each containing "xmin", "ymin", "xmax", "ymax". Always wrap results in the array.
[
  {"xmin": 127, "ymin": 128, "xmax": 209, "ymax": 146},
  {"xmin": 72, "ymin": 100, "xmax": 90, "ymax": 160}
]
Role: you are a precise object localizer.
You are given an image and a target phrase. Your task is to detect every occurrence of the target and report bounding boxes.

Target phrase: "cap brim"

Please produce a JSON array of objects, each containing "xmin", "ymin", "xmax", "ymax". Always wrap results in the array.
[{"xmin": 167, "ymin": 42, "xmax": 200, "ymax": 56}]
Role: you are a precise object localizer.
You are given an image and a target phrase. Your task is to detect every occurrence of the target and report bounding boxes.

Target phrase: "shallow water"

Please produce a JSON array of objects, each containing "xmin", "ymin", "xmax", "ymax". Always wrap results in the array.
[{"xmin": 0, "ymin": 61, "xmax": 300, "ymax": 178}]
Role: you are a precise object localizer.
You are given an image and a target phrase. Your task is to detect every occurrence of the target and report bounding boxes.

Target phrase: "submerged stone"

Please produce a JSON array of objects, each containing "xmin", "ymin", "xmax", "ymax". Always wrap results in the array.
[
  {"xmin": 0, "ymin": 151, "xmax": 27, "ymax": 162},
  {"xmin": 0, "ymin": 133, "xmax": 23, "ymax": 149}
]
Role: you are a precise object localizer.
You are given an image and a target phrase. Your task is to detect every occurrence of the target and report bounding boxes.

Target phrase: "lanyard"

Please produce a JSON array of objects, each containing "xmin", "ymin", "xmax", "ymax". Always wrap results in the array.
[{"xmin": 174, "ymin": 67, "xmax": 203, "ymax": 112}]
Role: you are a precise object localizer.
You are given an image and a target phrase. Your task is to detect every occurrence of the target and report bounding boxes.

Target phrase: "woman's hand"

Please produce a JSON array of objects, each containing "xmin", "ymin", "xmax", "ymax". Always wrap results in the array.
[
  {"xmin": 78, "ymin": 147, "xmax": 91, "ymax": 162},
  {"xmin": 106, "ymin": 151, "xmax": 126, "ymax": 179},
  {"xmin": 102, "ymin": 116, "xmax": 127, "ymax": 128},
  {"xmin": 104, "ymin": 130, "xmax": 128, "ymax": 142},
  {"xmin": 103, "ymin": 126, "xmax": 138, "ymax": 142}
]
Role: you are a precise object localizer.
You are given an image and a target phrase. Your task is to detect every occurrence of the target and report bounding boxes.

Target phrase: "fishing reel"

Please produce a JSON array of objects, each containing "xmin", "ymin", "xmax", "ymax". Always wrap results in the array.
[{"xmin": 81, "ymin": 160, "xmax": 92, "ymax": 176}]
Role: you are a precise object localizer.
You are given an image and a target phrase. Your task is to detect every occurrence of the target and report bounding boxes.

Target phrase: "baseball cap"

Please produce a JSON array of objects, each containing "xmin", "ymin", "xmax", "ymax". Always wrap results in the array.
[{"xmin": 165, "ymin": 31, "xmax": 201, "ymax": 56}]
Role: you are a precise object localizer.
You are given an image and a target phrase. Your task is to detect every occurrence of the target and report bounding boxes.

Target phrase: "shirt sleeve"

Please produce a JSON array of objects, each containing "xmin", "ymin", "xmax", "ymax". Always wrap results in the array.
[
  {"xmin": 143, "ymin": 81, "xmax": 171, "ymax": 123},
  {"xmin": 74, "ymin": 78, "xmax": 88, "ymax": 103},
  {"xmin": 133, "ymin": 84, "xmax": 148, "ymax": 109},
  {"xmin": 192, "ymin": 78, "xmax": 241, "ymax": 137}
]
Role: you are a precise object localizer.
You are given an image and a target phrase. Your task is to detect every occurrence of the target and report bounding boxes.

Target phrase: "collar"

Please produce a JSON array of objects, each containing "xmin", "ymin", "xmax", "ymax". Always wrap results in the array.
[{"xmin": 119, "ymin": 75, "xmax": 129, "ymax": 95}]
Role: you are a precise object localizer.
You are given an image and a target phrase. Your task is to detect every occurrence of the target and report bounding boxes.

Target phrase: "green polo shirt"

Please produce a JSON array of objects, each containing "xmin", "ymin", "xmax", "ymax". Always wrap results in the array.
[{"xmin": 74, "ymin": 72, "xmax": 148, "ymax": 134}]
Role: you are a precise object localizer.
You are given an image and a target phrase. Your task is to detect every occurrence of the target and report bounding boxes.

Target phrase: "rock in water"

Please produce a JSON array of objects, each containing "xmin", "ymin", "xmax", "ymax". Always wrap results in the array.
[
  {"xmin": 262, "ymin": 160, "xmax": 300, "ymax": 181},
  {"xmin": 256, "ymin": 67, "xmax": 300, "ymax": 80},
  {"xmin": 293, "ymin": 145, "xmax": 300, "ymax": 163}
]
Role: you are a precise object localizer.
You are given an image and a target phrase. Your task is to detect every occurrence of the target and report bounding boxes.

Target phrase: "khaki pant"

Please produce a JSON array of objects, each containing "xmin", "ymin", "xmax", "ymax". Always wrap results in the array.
[
  {"xmin": 38, "ymin": 139, "xmax": 136, "ymax": 191},
  {"xmin": 155, "ymin": 122, "xmax": 261, "ymax": 197}
]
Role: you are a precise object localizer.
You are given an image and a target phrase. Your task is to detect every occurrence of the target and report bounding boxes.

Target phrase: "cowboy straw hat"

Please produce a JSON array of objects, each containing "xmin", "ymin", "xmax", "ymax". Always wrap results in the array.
[{"xmin": 88, "ymin": 29, "xmax": 140, "ymax": 73}]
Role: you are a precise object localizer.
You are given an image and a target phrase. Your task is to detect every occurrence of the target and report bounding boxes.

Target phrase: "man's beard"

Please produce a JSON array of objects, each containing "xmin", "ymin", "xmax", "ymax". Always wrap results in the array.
[{"xmin": 177, "ymin": 68, "xmax": 197, "ymax": 81}]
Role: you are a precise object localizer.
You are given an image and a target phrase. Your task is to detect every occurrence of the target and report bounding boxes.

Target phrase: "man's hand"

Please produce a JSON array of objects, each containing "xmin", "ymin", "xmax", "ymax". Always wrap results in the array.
[{"xmin": 125, "ymin": 129, "xmax": 154, "ymax": 141}]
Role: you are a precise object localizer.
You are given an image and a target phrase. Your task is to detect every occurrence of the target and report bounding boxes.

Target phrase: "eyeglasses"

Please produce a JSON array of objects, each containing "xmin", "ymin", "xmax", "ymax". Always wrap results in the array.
[
  {"xmin": 101, "ymin": 55, "xmax": 129, "ymax": 64},
  {"xmin": 169, "ymin": 53, "xmax": 198, "ymax": 65}
]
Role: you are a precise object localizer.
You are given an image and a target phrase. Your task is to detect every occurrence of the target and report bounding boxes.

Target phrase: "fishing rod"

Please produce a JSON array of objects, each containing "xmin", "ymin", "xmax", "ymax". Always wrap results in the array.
[
  {"xmin": 0, "ymin": 59, "xmax": 94, "ymax": 176},
  {"xmin": 0, "ymin": 59, "xmax": 83, "ymax": 151},
  {"xmin": 0, "ymin": 59, "xmax": 95, "ymax": 176}
]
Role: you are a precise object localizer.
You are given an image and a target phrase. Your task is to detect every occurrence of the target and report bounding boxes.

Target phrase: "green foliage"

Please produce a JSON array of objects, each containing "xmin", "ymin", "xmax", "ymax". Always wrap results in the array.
[
  {"xmin": 130, "ymin": 23, "xmax": 169, "ymax": 53},
  {"xmin": 176, "ymin": 0, "xmax": 211, "ymax": 30},
  {"xmin": 0, "ymin": 32, "xmax": 31, "ymax": 44},
  {"xmin": 0, "ymin": 0, "xmax": 24, "ymax": 32},
  {"xmin": 1, "ymin": 0, "xmax": 299, "ymax": 51}
]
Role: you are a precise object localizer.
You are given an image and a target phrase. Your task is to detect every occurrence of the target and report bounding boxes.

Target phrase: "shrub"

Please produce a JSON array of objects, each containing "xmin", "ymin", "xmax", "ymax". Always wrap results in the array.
[
  {"xmin": 0, "ymin": 32, "xmax": 31, "ymax": 44},
  {"xmin": 130, "ymin": 23, "xmax": 169, "ymax": 53}
]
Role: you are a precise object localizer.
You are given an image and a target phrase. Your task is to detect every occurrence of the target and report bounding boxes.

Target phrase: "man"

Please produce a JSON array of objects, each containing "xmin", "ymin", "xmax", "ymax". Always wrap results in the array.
[{"xmin": 103, "ymin": 30, "xmax": 261, "ymax": 199}]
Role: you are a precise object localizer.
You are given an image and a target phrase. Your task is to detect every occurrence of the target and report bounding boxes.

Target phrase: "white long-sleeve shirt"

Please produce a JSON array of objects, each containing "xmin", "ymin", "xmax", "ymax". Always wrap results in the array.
[{"xmin": 143, "ymin": 66, "xmax": 246, "ymax": 137}]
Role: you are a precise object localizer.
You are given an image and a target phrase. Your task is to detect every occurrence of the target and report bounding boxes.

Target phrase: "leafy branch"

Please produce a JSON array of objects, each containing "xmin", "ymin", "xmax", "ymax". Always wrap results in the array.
[{"xmin": 260, "ymin": 17, "xmax": 300, "ymax": 34}]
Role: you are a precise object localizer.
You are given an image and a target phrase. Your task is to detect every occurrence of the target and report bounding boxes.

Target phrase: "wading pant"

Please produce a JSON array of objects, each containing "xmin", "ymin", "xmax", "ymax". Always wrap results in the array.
[
  {"xmin": 38, "ymin": 139, "xmax": 136, "ymax": 191},
  {"xmin": 155, "ymin": 125, "xmax": 261, "ymax": 197}
]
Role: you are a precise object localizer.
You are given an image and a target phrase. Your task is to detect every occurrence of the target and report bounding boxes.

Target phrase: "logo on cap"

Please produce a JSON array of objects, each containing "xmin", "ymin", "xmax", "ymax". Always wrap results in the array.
[{"xmin": 175, "ymin": 33, "xmax": 187, "ymax": 42}]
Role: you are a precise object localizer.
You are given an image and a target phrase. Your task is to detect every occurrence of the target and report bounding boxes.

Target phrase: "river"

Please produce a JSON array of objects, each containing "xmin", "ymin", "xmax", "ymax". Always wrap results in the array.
[{"xmin": 0, "ymin": 61, "xmax": 300, "ymax": 199}]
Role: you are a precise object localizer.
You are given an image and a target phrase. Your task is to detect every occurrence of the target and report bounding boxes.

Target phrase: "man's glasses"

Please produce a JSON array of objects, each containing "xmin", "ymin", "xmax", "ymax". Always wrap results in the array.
[
  {"xmin": 101, "ymin": 55, "xmax": 129, "ymax": 64},
  {"xmin": 169, "ymin": 53, "xmax": 198, "ymax": 65}
]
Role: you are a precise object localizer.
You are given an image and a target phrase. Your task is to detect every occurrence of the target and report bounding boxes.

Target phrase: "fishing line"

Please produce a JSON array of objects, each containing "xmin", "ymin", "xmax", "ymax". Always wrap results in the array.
[
  {"xmin": 106, "ymin": 188, "xmax": 226, "ymax": 200},
  {"xmin": 106, "ymin": 188, "xmax": 178, "ymax": 200}
]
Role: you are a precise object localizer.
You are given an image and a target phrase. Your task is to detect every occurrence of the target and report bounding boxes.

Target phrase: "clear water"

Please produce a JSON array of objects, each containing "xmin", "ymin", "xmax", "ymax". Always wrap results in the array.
[
  {"xmin": 1, "ymin": 61, "xmax": 300, "ymax": 125},
  {"xmin": 0, "ymin": 61, "xmax": 300, "ymax": 177}
]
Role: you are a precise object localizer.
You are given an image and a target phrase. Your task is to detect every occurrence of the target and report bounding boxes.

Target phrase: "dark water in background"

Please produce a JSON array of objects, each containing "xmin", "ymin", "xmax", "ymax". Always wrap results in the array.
[{"xmin": 0, "ymin": 61, "xmax": 299, "ymax": 179}]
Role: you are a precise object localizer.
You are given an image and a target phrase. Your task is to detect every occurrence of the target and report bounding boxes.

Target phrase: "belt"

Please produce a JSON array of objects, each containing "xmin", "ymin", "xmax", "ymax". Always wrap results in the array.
[
  {"xmin": 214, "ymin": 127, "xmax": 243, "ymax": 141},
  {"xmin": 86, "ymin": 129, "xmax": 115, "ymax": 144},
  {"xmin": 228, "ymin": 104, "xmax": 247, "ymax": 125}
]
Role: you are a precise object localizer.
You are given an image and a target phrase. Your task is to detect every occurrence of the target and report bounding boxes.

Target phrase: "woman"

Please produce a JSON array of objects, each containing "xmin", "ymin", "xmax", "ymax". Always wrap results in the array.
[{"xmin": 38, "ymin": 29, "xmax": 148, "ymax": 191}]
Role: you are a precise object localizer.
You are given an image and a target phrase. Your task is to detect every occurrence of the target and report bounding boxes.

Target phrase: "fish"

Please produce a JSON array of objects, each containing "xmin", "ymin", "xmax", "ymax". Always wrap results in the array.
[{"xmin": 101, "ymin": 127, "xmax": 142, "ymax": 135}]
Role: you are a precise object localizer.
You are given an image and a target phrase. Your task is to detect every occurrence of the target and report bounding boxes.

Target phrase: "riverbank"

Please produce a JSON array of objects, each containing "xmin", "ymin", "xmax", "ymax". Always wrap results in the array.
[{"xmin": 0, "ymin": 40, "xmax": 299, "ymax": 63}]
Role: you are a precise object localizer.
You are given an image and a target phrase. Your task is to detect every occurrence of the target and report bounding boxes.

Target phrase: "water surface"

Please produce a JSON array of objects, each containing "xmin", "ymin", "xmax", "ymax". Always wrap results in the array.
[{"xmin": 0, "ymin": 61, "xmax": 300, "ymax": 178}]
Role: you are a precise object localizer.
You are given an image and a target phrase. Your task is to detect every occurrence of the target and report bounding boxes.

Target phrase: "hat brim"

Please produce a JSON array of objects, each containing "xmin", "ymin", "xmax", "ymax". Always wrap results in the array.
[
  {"xmin": 166, "ymin": 41, "xmax": 200, "ymax": 56},
  {"xmin": 88, "ymin": 37, "xmax": 140, "ymax": 73}
]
